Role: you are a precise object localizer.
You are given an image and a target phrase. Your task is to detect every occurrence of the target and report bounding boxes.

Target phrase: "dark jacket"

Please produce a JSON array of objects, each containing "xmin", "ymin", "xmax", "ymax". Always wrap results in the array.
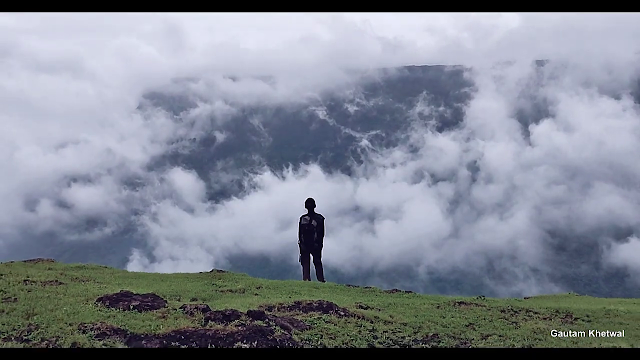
[{"xmin": 298, "ymin": 212, "xmax": 325, "ymax": 250}]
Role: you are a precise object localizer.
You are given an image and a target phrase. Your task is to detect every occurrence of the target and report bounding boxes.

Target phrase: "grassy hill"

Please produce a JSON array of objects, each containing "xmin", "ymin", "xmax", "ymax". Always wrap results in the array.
[{"xmin": 0, "ymin": 259, "xmax": 638, "ymax": 348}]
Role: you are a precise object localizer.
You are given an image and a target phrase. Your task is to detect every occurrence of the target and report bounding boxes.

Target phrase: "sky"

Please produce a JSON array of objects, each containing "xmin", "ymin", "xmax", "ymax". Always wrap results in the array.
[{"xmin": 1, "ymin": 13, "xmax": 640, "ymax": 297}]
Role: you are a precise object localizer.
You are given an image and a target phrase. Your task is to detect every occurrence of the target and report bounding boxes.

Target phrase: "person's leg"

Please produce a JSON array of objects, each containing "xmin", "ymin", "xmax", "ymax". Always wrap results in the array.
[
  {"xmin": 300, "ymin": 250, "xmax": 311, "ymax": 281},
  {"xmin": 312, "ymin": 249, "xmax": 325, "ymax": 282}
]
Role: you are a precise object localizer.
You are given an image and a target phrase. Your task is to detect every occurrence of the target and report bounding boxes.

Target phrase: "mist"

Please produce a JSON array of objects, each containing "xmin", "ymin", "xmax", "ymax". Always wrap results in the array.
[{"xmin": 2, "ymin": 13, "xmax": 640, "ymax": 298}]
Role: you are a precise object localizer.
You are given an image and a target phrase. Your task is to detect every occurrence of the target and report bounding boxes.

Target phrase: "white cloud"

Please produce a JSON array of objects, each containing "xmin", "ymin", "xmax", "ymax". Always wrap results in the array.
[
  {"xmin": 165, "ymin": 167, "xmax": 207, "ymax": 207},
  {"xmin": 605, "ymin": 236, "xmax": 640, "ymax": 279}
]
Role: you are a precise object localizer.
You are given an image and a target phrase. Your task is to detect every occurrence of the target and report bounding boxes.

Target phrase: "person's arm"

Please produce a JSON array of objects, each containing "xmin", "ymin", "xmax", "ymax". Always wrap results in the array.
[
  {"xmin": 298, "ymin": 217, "xmax": 302, "ymax": 243},
  {"xmin": 318, "ymin": 216, "xmax": 325, "ymax": 243}
]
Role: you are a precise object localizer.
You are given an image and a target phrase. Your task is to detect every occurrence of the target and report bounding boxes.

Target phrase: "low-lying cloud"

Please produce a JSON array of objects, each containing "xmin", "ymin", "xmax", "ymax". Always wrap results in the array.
[{"xmin": 1, "ymin": 13, "xmax": 640, "ymax": 298}]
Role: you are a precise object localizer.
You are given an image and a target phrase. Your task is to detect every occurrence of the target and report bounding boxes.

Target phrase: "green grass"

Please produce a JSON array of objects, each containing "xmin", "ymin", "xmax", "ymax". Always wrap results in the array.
[{"xmin": 0, "ymin": 259, "xmax": 639, "ymax": 347}]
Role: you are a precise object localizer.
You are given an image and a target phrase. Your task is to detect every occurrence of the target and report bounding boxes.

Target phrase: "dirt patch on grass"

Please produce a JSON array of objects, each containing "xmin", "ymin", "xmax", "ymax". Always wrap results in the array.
[
  {"xmin": 247, "ymin": 309, "xmax": 269, "ymax": 321},
  {"xmin": 497, "ymin": 306, "xmax": 580, "ymax": 327},
  {"xmin": 2, "ymin": 296, "xmax": 17, "ymax": 303},
  {"xmin": 22, "ymin": 279, "xmax": 65, "ymax": 286},
  {"xmin": 79, "ymin": 322, "xmax": 302, "ymax": 348},
  {"xmin": 384, "ymin": 288, "xmax": 414, "ymax": 294},
  {"xmin": 270, "ymin": 315, "xmax": 311, "ymax": 332},
  {"xmin": 218, "ymin": 288, "xmax": 246, "ymax": 294},
  {"xmin": 31, "ymin": 337, "xmax": 61, "ymax": 348},
  {"xmin": 449, "ymin": 300, "xmax": 486, "ymax": 308},
  {"xmin": 355, "ymin": 302, "xmax": 381, "ymax": 311},
  {"xmin": 260, "ymin": 300, "xmax": 360, "ymax": 318},
  {"xmin": 499, "ymin": 306, "xmax": 540, "ymax": 317},
  {"xmin": 78, "ymin": 322, "xmax": 131, "ymax": 342},
  {"xmin": 498, "ymin": 307, "xmax": 540, "ymax": 328},
  {"xmin": 344, "ymin": 284, "xmax": 375, "ymax": 289},
  {"xmin": 129, "ymin": 324, "xmax": 300, "ymax": 348},
  {"xmin": 41, "ymin": 280, "xmax": 65, "ymax": 286},
  {"xmin": 241, "ymin": 309, "xmax": 312, "ymax": 332},
  {"xmin": 411, "ymin": 333, "xmax": 442, "ymax": 347},
  {"xmin": 177, "ymin": 305, "xmax": 312, "ymax": 334},
  {"xmin": 22, "ymin": 258, "xmax": 56, "ymax": 264},
  {"xmin": 95, "ymin": 290, "xmax": 167, "ymax": 312},
  {"xmin": 1, "ymin": 323, "xmax": 38, "ymax": 343},
  {"xmin": 179, "ymin": 304, "xmax": 212, "ymax": 317},
  {"xmin": 558, "ymin": 313, "xmax": 577, "ymax": 324},
  {"xmin": 455, "ymin": 339, "xmax": 472, "ymax": 348},
  {"xmin": 542, "ymin": 310, "xmax": 579, "ymax": 325},
  {"xmin": 0, "ymin": 323, "xmax": 59, "ymax": 347},
  {"xmin": 203, "ymin": 309, "xmax": 244, "ymax": 325}
]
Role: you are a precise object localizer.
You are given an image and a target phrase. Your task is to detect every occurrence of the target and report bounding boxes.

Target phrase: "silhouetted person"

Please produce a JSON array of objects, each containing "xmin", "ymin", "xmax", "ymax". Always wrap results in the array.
[{"xmin": 298, "ymin": 198, "xmax": 325, "ymax": 282}]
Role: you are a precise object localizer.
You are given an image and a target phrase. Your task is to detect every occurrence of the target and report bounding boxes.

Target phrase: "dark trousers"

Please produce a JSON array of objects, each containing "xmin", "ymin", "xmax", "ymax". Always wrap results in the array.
[{"xmin": 300, "ymin": 247, "xmax": 325, "ymax": 282}]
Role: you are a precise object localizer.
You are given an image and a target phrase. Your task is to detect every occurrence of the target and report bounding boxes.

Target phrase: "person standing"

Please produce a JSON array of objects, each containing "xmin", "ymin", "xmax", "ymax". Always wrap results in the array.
[{"xmin": 298, "ymin": 198, "xmax": 326, "ymax": 282}]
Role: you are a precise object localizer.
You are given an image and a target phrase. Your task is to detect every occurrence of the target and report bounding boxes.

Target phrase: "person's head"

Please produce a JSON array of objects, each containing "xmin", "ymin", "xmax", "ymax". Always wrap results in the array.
[{"xmin": 304, "ymin": 198, "xmax": 316, "ymax": 212}]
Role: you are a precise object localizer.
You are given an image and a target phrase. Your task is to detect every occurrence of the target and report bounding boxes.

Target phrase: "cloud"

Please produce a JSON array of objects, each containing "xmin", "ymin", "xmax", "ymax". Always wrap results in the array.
[
  {"xmin": 606, "ymin": 237, "xmax": 640, "ymax": 280},
  {"xmin": 1, "ymin": 13, "xmax": 640, "ymax": 297}
]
